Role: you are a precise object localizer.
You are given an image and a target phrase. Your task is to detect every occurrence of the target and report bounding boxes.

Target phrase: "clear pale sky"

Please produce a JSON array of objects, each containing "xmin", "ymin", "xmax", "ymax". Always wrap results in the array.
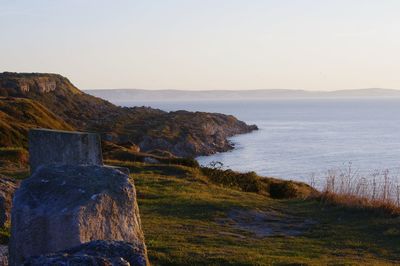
[{"xmin": 1, "ymin": 0, "xmax": 399, "ymax": 90}]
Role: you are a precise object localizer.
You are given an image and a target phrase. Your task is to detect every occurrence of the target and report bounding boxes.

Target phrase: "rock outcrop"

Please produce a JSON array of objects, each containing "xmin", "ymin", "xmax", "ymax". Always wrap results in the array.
[
  {"xmin": 9, "ymin": 129, "xmax": 148, "ymax": 266},
  {"xmin": 0, "ymin": 175, "xmax": 20, "ymax": 228},
  {"xmin": 24, "ymin": 240, "xmax": 147, "ymax": 265}
]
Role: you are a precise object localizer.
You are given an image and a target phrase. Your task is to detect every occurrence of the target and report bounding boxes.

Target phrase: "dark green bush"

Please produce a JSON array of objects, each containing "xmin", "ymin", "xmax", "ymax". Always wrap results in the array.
[
  {"xmin": 201, "ymin": 167, "xmax": 264, "ymax": 193},
  {"xmin": 268, "ymin": 181, "xmax": 298, "ymax": 199}
]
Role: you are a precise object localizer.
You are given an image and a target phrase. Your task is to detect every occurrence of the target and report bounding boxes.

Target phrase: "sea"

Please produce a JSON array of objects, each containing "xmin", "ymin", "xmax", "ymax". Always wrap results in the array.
[{"xmin": 118, "ymin": 99, "xmax": 400, "ymax": 185}]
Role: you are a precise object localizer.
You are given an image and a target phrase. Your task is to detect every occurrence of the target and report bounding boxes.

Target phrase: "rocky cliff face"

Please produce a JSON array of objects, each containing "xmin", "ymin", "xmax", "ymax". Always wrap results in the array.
[
  {"xmin": 0, "ymin": 72, "xmax": 258, "ymax": 157},
  {"xmin": 0, "ymin": 72, "xmax": 81, "ymax": 96}
]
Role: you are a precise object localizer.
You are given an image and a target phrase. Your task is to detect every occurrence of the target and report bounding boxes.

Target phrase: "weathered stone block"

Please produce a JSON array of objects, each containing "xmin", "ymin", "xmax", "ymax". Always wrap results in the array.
[
  {"xmin": 9, "ymin": 165, "xmax": 148, "ymax": 266},
  {"xmin": 29, "ymin": 129, "xmax": 103, "ymax": 172}
]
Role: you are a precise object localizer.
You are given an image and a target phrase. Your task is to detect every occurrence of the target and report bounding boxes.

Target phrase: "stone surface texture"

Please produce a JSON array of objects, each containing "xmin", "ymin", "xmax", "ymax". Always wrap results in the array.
[
  {"xmin": 24, "ymin": 240, "xmax": 147, "ymax": 266},
  {"xmin": 9, "ymin": 165, "xmax": 147, "ymax": 266},
  {"xmin": 29, "ymin": 129, "xmax": 103, "ymax": 172}
]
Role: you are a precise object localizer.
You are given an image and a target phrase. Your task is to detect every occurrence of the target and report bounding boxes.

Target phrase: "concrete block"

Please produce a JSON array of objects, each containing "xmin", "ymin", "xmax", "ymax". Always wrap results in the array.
[{"xmin": 29, "ymin": 129, "xmax": 103, "ymax": 172}]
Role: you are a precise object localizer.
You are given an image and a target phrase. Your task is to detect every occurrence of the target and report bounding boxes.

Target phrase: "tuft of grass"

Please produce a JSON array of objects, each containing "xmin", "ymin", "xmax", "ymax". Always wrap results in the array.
[{"xmin": 310, "ymin": 164, "xmax": 400, "ymax": 215}]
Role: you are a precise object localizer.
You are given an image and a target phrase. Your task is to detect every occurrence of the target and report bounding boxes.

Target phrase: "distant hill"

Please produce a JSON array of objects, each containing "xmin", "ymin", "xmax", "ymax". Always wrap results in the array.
[
  {"xmin": 0, "ymin": 72, "xmax": 257, "ymax": 157},
  {"xmin": 85, "ymin": 88, "xmax": 400, "ymax": 102}
]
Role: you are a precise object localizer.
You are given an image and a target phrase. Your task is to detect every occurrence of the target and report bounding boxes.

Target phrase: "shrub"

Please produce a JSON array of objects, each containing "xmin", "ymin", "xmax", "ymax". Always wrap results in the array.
[
  {"xmin": 269, "ymin": 181, "xmax": 298, "ymax": 199},
  {"xmin": 201, "ymin": 167, "xmax": 265, "ymax": 193}
]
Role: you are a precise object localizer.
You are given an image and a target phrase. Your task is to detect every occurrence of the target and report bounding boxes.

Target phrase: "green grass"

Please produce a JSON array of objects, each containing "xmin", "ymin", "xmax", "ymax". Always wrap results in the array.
[{"xmin": 109, "ymin": 161, "xmax": 400, "ymax": 265}]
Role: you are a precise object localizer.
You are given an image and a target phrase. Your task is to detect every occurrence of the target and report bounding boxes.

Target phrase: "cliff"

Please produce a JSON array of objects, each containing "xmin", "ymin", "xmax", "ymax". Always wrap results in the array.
[{"xmin": 0, "ymin": 72, "xmax": 257, "ymax": 157}]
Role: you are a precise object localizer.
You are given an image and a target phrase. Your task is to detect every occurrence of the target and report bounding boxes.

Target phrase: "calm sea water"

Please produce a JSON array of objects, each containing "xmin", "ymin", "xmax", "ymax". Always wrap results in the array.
[{"xmin": 119, "ymin": 99, "xmax": 400, "ymax": 183}]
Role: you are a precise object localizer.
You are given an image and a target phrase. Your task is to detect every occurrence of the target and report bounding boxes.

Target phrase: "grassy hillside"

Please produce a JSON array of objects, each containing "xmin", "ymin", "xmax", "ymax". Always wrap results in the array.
[
  {"xmin": 0, "ymin": 97, "xmax": 73, "ymax": 147},
  {"xmin": 107, "ymin": 161, "xmax": 400, "ymax": 265}
]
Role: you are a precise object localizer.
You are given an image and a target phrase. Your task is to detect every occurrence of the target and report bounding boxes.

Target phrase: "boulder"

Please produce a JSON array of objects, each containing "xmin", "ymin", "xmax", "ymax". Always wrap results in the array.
[
  {"xmin": 0, "ymin": 175, "xmax": 20, "ymax": 228},
  {"xmin": 9, "ymin": 165, "xmax": 148, "ymax": 266},
  {"xmin": 24, "ymin": 240, "xmax": 147, "ymax": 266}
]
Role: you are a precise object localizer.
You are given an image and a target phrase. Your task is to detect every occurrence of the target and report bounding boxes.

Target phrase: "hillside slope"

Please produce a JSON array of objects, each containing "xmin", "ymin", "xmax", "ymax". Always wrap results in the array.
[
  {"xmin": 0, "ymin": 72, "xmax": 257, "ymax": 156},
  {"xmin": 0, "ymin": 97, "xmax": 73, "ymax": 147}
]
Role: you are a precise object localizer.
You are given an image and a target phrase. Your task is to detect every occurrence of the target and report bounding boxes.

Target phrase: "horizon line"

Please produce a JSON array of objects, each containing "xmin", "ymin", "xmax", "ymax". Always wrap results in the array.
[{"xmin": 84, "ymin": 87, "xmax": 400, "ymax": 92}]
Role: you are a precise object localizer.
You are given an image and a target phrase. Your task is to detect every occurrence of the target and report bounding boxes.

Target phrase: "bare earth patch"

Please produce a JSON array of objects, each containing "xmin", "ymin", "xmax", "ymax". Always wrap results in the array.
[{"xmin": 218, "ymin": 208, "xmax": 316, "ymax": 237}]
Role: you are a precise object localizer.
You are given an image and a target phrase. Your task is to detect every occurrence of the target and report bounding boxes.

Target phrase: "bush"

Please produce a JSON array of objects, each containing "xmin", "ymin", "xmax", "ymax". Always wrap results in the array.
[
  {"xmin": 201, "ymin": 167, "xmax": 265, "ymax": 193},
  {"xmin": 269, "ymin": 181, "xmax": 298, "ymax": 199}
]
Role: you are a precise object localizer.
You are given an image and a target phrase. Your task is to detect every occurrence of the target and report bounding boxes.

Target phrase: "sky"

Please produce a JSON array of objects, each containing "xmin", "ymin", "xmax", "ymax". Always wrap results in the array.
[{"xmin": 1, "ymin": 0, "xmax": 400, "ymax": 91}]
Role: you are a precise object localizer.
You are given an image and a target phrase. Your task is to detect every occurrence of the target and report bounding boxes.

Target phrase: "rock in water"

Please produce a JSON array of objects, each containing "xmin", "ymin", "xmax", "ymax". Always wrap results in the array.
[
  {"xmin": 9, "ymin": 165, "xmax": 148, "ymax": 266},
  {"xmin": 24, "ymin": 240, "xmax": 147, "ymax": 266}
]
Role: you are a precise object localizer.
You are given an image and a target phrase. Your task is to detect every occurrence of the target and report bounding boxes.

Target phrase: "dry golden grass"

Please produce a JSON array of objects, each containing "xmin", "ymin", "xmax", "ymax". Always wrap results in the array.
[{"xmin": 310, "ymin": 163, "xmax": 400, "ymax": 215}]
